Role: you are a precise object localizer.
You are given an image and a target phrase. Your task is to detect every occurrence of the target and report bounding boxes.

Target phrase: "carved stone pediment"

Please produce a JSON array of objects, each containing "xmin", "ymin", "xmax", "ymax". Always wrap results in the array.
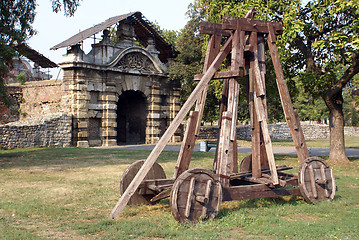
[{"xmin": 116, "ymin": 52, "xmax": 157, "ymax": 73}]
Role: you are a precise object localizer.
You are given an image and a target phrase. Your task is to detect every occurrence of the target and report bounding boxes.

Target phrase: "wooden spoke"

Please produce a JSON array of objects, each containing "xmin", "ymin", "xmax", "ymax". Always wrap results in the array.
[
  {"xmin": 299, "ymin": 157, "xmax": 336, "ymax": 204},
  {"xmin": 119, "ymin": 160, "xmax": 166, "ymax": 205},
  {"xmin": 170, "ymin": 168, "xmax": 222, "ymax": 223}
]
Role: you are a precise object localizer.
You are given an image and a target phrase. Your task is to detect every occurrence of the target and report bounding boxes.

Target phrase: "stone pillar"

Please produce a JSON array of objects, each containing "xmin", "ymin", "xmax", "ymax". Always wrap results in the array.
[
  {"xmin": 171, "ymin": 87, "xmax": 181, "ymax": 142},
  {"xmin": 74, "ymin": 78, "xmax": 90, "ymax": 148},
  {"xmin": 102, "ymin": 82, "xmax": 118, "ymax": 146}
]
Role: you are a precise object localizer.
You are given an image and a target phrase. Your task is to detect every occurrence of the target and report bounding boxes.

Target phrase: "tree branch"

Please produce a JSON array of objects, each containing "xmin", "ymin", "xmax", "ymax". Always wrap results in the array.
[{"xmin": 324, "ymin": 50, "xmax": 359, "ymax": 98}]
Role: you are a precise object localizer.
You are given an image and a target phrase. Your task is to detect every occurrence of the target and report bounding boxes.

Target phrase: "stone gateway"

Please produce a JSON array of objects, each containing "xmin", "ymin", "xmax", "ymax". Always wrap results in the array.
[{"xmin": 53, "ymin": 12, "xmax": 181, "ymax": 147}]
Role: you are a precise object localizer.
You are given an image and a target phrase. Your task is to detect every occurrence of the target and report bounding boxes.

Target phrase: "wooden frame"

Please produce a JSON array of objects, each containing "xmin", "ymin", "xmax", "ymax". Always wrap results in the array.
[{"xmin": 110, "ymin": 8, "xmax": 334, "ymax": 222}]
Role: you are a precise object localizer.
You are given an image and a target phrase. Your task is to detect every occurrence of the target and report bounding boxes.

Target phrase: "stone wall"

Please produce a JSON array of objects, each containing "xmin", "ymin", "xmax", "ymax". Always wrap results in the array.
[
  {"xmin": 19, "ymin": 80, "xmax": 71, "ymax": 119},
  {"xmin": 198, "ymin": 123, "xmax": 359, "ymax": 140},
  {"xmin": 0, "ymin": 113, "xmax": 72, "ymax": 150}
]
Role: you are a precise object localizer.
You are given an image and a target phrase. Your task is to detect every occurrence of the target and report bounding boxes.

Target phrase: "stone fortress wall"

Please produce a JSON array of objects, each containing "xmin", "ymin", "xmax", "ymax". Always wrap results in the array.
[
  {"xmin": 197, "ymin": 123, "xmax": 359, "ymax": 140},
  {"xmin": 0, "ymin": 113, "xmax": 72, "ymax": 150},
  {"xmin": 1, "ymin": 116, "xmax": 358, "ymax": 150}
]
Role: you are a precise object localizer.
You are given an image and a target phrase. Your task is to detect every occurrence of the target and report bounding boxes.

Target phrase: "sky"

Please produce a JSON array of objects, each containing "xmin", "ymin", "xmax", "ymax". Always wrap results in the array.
[{"xmin": 28, "ymin": 0, "xmax": 194, "ymax": 78}]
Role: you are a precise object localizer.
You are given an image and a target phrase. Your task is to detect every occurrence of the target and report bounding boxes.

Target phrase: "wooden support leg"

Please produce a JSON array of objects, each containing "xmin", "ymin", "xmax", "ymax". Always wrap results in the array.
[
  {"xmin": 174, "ymin": 111, "xmax": 199, "ymax": 178},
  {"xmin": 248, "ymin": 32, "xmax": 262, "ymax": 178},
  {"xmin": 213, "ymin": 78, "xmax": 229, "ymax": 171},
  {"xmin": 249, "ymin": 69, "xmax": 261, "ymax": 178},
  {"xmin": 217, "ymin": 111, "xmax": 232, "ymax": 187},
  {"xmin": 267, "ymin": 23, "xmax": 309, "ymax": 163},
  {"xmin": 253, "ymin": 90, "xmax": 279, "ymax": 185}
]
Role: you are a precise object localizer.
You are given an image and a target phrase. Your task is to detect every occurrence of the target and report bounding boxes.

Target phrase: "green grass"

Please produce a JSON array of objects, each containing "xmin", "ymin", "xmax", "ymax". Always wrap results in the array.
[{"xmin": 0, "ymin": 147, "xmax": 358, "ymax": 239}]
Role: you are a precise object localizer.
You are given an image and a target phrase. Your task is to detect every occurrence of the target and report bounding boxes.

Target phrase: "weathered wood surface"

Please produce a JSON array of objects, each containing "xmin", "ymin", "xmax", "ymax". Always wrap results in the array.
[
  {"xmin": 253, "ymin": 90, "xmax": 279, "ymax": 185},
  {"xmin": 248, "ymin": 33, "xmax": 261, "ymax": 179},
  {"xmin": 170, "ymin": 168, "xmax": 222, "ymax": 223},
  {"xmin": 193, "ymin": 70, "xmax": 242, "ymax": 81},
  {"xmin": 195, "ymin": 33, "xmax": 222, "ymax": 134},
  {"xmin": 217, "ymin": 112, "xmax": 232, "ymax": 187},
  {"xmin": 231, "ymin": 165, "xmax": 294, "ymax": 180},
  {"xmin": 200, "ymin": 21, "xmax": 231, "ymax": 36},
  {"xmin": 110, "ymin": 35, "xmax": 233, "ymax": 219},
  {"xmin": 299, "ymin": 157, "xmax": 336, "ymax": 204},
  {"xmin": 267, "ymin": 23, "xmax": 309, "ymax": 163},
  {"xmin": 222, "ymin": 17, "xmax": 283, "ymax": 34},
  {"xmin": 119, "ymin": 160, "xmax": 166, "ymax": 205},
  {"xmin": 174, "ymin": 111, "xmax": 199, "ymax": 178}
]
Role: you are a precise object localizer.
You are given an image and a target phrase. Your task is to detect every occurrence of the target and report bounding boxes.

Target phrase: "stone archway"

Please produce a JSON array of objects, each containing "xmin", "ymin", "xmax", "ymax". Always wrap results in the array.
[{"xmin": 116, "ymin": 90, "xmax": 147, "ymax": 144}]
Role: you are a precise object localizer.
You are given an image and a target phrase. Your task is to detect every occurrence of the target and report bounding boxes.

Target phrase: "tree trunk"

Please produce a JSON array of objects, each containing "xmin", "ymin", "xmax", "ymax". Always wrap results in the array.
[{"xmin": 322, "ymin": 89, "xmax": 349, "ymax": 163}]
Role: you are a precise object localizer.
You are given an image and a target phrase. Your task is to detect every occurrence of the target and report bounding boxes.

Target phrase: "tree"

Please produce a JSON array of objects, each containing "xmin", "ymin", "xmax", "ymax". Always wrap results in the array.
[
  {"xmin": 288, "ymin": 1, "xmax": 359, "ymax": 162},
  {"xmin": 0, "ymin": 0, "xmax": 81, "ymax": 106},
  {"xmin": 167, "ymin": 0, "xmax": 221, "ymax": 123}
]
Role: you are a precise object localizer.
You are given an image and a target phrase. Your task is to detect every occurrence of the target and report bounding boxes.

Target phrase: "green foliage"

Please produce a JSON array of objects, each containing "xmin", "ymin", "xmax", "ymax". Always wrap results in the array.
[
  {"xmin": 51, "ymin": 0, "xmax": 82, "ymax": 17},
  {"xmin": 167, "ymin": 0, "xmax": 214, "ymax": 120},
  {"xmin": 16, "ymin": 73, "xmax": 26, "ymax": 85},
  {"xmin": 343, "ymin": 74, "xmax": 359, "ymax": 126},
  {"xmin": 0, "ymin": 0, "xmax": 80, "ymax": 107},
  {"xmin": 0, "ymin": 0, "xmax": 36, "ymax": 106},
  {"xmin": 293, "ymin": 79, "xmax": 329, "ymax": 122}
]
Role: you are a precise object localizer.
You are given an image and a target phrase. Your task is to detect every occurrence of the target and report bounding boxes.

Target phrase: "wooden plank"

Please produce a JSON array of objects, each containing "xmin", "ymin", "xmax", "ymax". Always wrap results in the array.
[
  {"xmin": 249, "ymin": 68, "xmax": 261, "ymax": 178},
  {"xmin": 217, "ymin": 111, "xmax": 232, "ymax": 187},
  {"xmin": 257, "ymin": 34, "xmax": 269, "ymax": 170},
  {"xmin": 139, "ymin": 179, "xmax": 175, "ymax": 189},
  {"xmin": 193, "ymin": 70, "xmax": 243, "ymax": 81},
  {"xmin": 213, "ymin": 78, "xmax": 229, "ymax": 170},
  {"xmin": 110, "ymin": 35, "xmax": 233, "ymax": 219},
  {"xmin": 248, "ymin": 31, "xmax": 262, "ymax": 178},
  {"xmin": 253, "ymin": 90, "xmax": 279, "ymax": 185},
  {"xmin": 293, "ymin": 109, "xmax": 310, "ymax": 163},
  {"xmin": 173, "ymin": 111, "xmax": 199, "ymax": 178},
  {"xmin": 222, "ymin": 17, "xmax": 283, "ymax": 34},
  {"xmin": 184, "ymin": 177, "xmax": 196, "ymax": 218},
  {"xmin": 201, "ymin": 179, "xmax": 212, "ymax": 216},
  {"xmin": 308, "ymin": 165, "xmax": 317, "ymax": 198},
  {"xmin": 267, "ymin": 23, "xmax": 309, "ymax": 163},
  {"xmin": 200, "ymin": 21, "xmax": 231, "ymax": 36},
  {"xmin": 231, "ymin": 28, "xmax": 244, "ymax": 68}
]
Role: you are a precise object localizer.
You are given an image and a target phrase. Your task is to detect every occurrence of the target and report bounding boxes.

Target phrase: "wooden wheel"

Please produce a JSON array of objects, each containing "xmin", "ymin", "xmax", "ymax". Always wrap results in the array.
[
  {"xmin": 299, "ymin": 157, "xmax": 336, "ymax": 204},
  {"xmin": 239, "ymin": 154, "xmax": 252, "ymax": 172},
  {"xmin": 170, "ymin": 168, "xmax": 222, "ymax": 223},
  {"xmin": 239, "ymin": 154, "xmax": 269, "ymax": 172},
  {"xmin": 120, "ymin": 160, "xmax": 166, "ymax": 205}
]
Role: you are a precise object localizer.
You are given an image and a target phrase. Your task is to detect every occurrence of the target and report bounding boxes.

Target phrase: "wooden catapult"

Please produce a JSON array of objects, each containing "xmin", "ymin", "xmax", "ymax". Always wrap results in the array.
[{"xmin": 110, "ymin": 9, "xmax": 336, "ymax": 222}]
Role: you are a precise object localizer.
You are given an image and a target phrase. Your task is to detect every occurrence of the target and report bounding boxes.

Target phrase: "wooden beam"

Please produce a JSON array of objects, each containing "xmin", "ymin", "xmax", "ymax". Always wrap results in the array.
[
  {"xmin": 266, "ymin": 23, "xmax": 309, "ymax": 163},
  {"xmin": 110, "ymin": 35, "xmax": 233, "ymax": 219},
  {"xmin": 253, "ymin": 91, "xmax": 279, "ymax": 185},
  {"xmin": 222, "ymin": 17, "xmax": 283, "ymax": 34},
  {"xmin": 200, "ymin": 21, "xmax": 231, "ymax": 36},
  {"xmin": 217, "ymin": 111, "xmax": 232, "ymax": 187},
  {"xmin": 173, "ymin": 111, "xmax": 199, "ymax": 178},
  {"xmin": 193, "ymin": 70, "xmax": 243, "ymax": 81},
  {"xmin": 195, "ymin": 33, "xmax": 222, "ymax": 134}
]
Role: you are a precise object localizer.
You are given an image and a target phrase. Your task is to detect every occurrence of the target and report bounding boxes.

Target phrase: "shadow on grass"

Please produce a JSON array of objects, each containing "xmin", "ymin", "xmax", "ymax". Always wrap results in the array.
[
  {"xmin": 217, "ymin": 196, "xmax": 304, "ymax": 220},
  {"xmin": 0, "ymin": 147, "xmax": 183, "ymax": 170}
]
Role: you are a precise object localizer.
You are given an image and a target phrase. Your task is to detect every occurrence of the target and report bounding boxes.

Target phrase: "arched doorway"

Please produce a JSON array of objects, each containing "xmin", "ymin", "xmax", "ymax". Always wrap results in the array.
[{"xmin": 117, "ymin": 90, "xmax": 147, "ymax": 144}]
